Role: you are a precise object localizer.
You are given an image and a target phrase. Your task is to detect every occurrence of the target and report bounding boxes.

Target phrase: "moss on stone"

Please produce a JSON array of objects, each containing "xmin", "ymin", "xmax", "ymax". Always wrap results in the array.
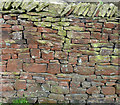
[
  {"xmin": 34, "ymin": 22, "xmax": 51, "ymax": 27},
  {"xmin": 58, "ymin": 30, "xmax": 66, "ymax": 36},
  {"xmin": 64, "ymin": 26, "xmax": 84, "ymax": 31},
  {"xmin": 37, "ymin": 40, "xmax": 47, "ymax": 44},
  {"xmin": 18, "ymin": 14, "xmax": 31, "ymax": 19}
]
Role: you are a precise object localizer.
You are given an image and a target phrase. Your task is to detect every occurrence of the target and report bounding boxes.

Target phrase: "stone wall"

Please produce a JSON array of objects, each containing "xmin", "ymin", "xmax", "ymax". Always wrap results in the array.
[{"xmin": 0, "ymin": 1, "xmax": 120, "ymax": 104}]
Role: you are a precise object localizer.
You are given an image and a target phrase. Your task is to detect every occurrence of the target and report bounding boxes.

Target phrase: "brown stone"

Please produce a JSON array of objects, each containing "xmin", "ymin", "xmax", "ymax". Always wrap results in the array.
[
  {"xmin": 102, "ymin": 87, "xmax": 115, "ymax": 95},
  {"xmin": 7, "ymin": 59, "xmax": 23, "ymax": 72},
  {"xmin": 74, "ymin": 66, "xmax": 95, "ymax": 75},
  {"xmin": 87, "ymin": 86, "xmax": 100, "ymax": 94},
  {"xmin": 0, "ymin": 84, "xmax": 14, "ymax": 92},
  {"xmin": 14, "ymin": 80, "xmax": 26, "ymax": 90},
  {"xmin": 95, "ymin": 65, "xmax": 118, "ymax": 76},
  {"xmin": 47, "ymin": 63, "xmax": 60, "ymax": 74},
  {"xmin": 61, "ymin": 64, "xmax": 73, "ymax": 73},
  {"xmin": 23, "ymin": 63, "xmax": 47, "ymax": 73},
  {"xmin": 31, "ymin": 49, "xmax": 40, "ymax": 59},
  {"xmin": 42, "ymin": 50, "xmax": 54, "ymax": 60}
]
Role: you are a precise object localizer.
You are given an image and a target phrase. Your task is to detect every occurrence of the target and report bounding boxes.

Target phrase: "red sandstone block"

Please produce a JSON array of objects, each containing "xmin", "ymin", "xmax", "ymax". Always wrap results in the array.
[
  {"xmin": 104, "ymin": 22, "xmax": 115, "ymax": 28},
  {"xmin": 31, "ymin": 49, "xmax": 40, "ymax": 59},
  {"xmin": 18, "ymin": 53, "xmax": 30, "ymax": 59},
  {"xmin": 109, "ymin": 34, "xmax": 119, "ymax": 42},
  {"xmin": 102, "ymin": 87, "xmax": 115, "ymax": 95},
  {"xmin": 38, "ymin": 27, "xmax": 57, "ymax": 33},
  {"xmin": 28, "ymin": 44, "xmax": 38, "ymax": 48},
  {"xmin": 19, "ymin": 20, "xmax": 33, "ymax": 26},
  {"xmin": 94, "ymin": 23, "xmax": 102, "ymax": 29},
  {"xmin": 72, "ymin": 39, "xmax": 90, "ymax": 44},
  {"xmin": 35, "ymin": 59, "xmax": 49, "ymax": 63},
  {"xmin": 101, "ymin": 34, "xmax": 108, "ymax": 41},
  {"xmin": 2, "ymin": 49, "xmax": 16, "ymax": 54},
  {"xmin": 42, "ymin": 50, "xmax": 54, "ymax": 60},
  {"xmin": 74, "ymin": 66, "xmax": 94, "ymax": 75},
  {"xmin": 1, "ymin": 54, "xmax": 11, "ymax": 60},
  {"xmin": 47, "ymin": 63, "xmax": 60, "ymax": 74},
  {"xmin": 95, "ymin": 65, "xmax": 118, "ymax": 76},
  {"xmin": 25, "ymin": 27, "xmax": 37, "ymax": 32},
  {"xmin": 69, "ymin": 56, "xmax": 77, "ymax": 65},
  {"xmin": 7, "ymin": 59, "xmax": 23, "ymax": 72},
  {"xmin": 24, "ymin": 58, "xmax": 34, "ymax": 63},
  {"xmin": 23, "ymin": 63, "xmax": 47, "ymax": 73},
  {"xmin": 55, "ymin": 51, "xmax": 68, "ymax": 59},
  {"xmin": 91, "ymin": 32, "xmax": 101, "ymax": 40},
  {"xmin": 87, "ymin": 86, "xmax": 100, "ymax": 94},
  {"xmin": 103, "ymin": 28, "xmax": 112, "ymax": 34},
  {"xmin": 51, "ymin": 45, "xmax": 62, "ymax": 51},
  {"xmin": 0, "ymin": 24, "xmax": 11, "ymax": 28},
  {"xmin": 3, "ymin": 15, "xmax": 11, "ymax": 20},
  {"xmin": 14, "ymin": 80, "xmax": 26, "ymax": 90},
  {"xmin": 12, "ymin": 25, "xmax": 23, "ymax": 31},
  {"xmin": 0, "ymin": 84, "xmax": 14, "ymax": 92},
  {"xmin": 61, "ymin": 64, "xmax": 73, "ymax": 73}
]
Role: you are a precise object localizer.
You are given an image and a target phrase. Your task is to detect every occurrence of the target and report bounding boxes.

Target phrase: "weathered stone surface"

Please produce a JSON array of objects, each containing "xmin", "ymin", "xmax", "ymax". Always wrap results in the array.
[
  {"xmin": 49, "ymin": 94, "xmax": 64, "ymax": 101},
  {"xmin": 102, "ymin": 87, "xmax": 115, "ymax": 95},
  {"xmin": 41, "ymin": 50, "xmax": 54, "ymax": 60},
  {"xmin": 91, "ymin": 43, "xmax": 114, "ymax": 48},
  {"xmin": 23, "ymin": 63, "xmax": 47, "ymax": 73},
  {"xmin": 74, "ymin": 66, "xmax": 95, "ymax": 75},
  {"xmin": 0, "ymin": 2, "xmax": 119, "ymax": 103},
  {"xmin": 55, "ymin": 51, "xmax": 68, "ymax": 59},
  {"xmin": 61, "ymin": 64, "xmax": 73, "ymax": 73},
  {"xmin": 34, "ymin": 22, "xmax": 51, "ymax": 27},
  {"xmin": 65, "ymin": 94, "xmax": 88, "ymax": 101},
  {"xmin": 12, "ymin": 31, "xmax": 22, "ymax": 40},
  {"xmin": 14, "ymin": 80, "xmax": 26, "ymax": 90},
  {"xmin": 95, "ymin": 65, "xmax": 118, "ymax": 75},
  {"xmin": 100, "ymin": 48, "xmax": 113, "ymax": 55},
  {"xmin": 67, "ymin": 31, "xmax": 90, "ymax": 39},
  {"xmin": 47, "ymin": 63, "xmax": 60, "ymax": 74},
  {"xmin": 7, "ymin": 59, "xmax": 23, "ymax": 72},
  {"xmin": 64, "ymin": 26, "xmax": 85, "ymax": 31},
  {"xmin": 51, "ymin": 85, "xmax": 69, "ymax": 94},
  {"xmin": 89, "ymin": 55, "xmax": 110, "ymax": 63},
  {"xmin": 87, "ymin": 86, "xmax": 100, "ymax": 94},
  {"xmin": 38, "ymin": 97, "xmax": 57, "ymax": 103}
]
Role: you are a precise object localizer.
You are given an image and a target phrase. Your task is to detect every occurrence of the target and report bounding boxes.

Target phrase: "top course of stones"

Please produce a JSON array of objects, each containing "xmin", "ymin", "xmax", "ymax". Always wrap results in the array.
[{"xmin": 0, "ymin": 0, "xmax": 118, "ymax": 18}]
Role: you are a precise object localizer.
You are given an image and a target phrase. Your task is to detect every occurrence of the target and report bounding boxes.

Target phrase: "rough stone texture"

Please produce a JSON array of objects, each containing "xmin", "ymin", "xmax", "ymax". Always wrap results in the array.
[{"xmin": 0, "ymin": 1, "xmax": 119, "ymax": 104}]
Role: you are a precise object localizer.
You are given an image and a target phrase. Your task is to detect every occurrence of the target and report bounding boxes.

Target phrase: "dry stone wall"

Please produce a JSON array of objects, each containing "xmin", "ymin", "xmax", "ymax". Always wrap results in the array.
[{"xmin": 0, "ymin": 1, "xmax": 120, "ymax": 104}]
